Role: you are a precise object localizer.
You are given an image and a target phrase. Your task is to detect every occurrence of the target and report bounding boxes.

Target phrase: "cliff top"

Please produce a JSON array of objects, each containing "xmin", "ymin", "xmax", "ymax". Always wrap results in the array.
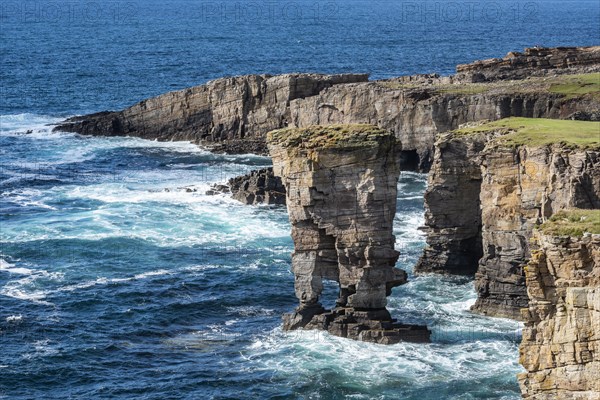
[
  {"xmin": 454, "ymin": 46, "xmax": 600, "ymax": 82},
  {"xmin": 540, "ymin": 209, "xmax": 600, "ymax": 236},
  {"xmin": 267, "ymin": 124, "xmax": 392, "ymax": 150},
  {"xmin": 453, "ymin": 117, "xmax": 600, "ymax": 149},
  {"xmin": 378, "ymin": 72, "xmax": 600, "ymax": 98},
  {"xmin": 547, "ymin": 72, "xmax": 600, "ymax": 99}
]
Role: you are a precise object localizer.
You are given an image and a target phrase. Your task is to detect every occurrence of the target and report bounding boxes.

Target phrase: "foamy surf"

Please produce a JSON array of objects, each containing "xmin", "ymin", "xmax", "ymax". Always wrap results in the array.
[
  {"xmin": 0, "ymin": 114, "xmax": 64, "ymax": 133},
  {"xmin": 245, "ymin": 327, "xmax": 522, "ymax": 394},
  {"xmin": 0, "ymin": 114, "xmax": 523, "ymax": 398}
]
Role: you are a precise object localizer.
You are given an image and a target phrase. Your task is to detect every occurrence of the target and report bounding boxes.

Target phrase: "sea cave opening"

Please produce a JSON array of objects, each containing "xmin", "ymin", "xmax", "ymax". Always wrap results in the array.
[{"xmin": 398, "ymin": 150, "xmax": 420, "ymax": 171}]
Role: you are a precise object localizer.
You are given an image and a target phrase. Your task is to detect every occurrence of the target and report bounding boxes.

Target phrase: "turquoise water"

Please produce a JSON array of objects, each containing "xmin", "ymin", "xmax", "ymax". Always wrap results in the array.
[{"xmin": 1, "ymin": 115, "xmax": 522, "ymax": 399}]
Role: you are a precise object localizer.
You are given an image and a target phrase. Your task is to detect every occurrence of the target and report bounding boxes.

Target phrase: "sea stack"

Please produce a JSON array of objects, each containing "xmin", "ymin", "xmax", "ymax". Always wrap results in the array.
[{"xmin": 268, "ymin": 124, "xmax": 430, "ymax": 344}]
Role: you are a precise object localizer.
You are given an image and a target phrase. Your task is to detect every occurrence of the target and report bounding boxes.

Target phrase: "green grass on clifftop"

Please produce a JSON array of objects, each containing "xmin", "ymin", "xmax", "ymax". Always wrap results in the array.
[
  {"xmin": 453, "ymin": 117, "xmax": 600, "ymax": 149},
  {"xmin": 548, "ymin": 73, "xmax": 600, "ymax": 99},
  {"xmin": 267, "ymin": 124, "xmax": 391, "ymax": 149},
  {"xmin": 378, "ymin": 72, "xmax": 600, "ymax": 99},
  {"xmin": 540, "ymin": 209, "xmax": 600, "ymax": 237}
]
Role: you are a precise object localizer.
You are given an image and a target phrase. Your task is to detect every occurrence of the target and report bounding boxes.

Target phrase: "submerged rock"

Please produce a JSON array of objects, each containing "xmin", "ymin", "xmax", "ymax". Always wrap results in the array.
[
  {"xmin": 268, "ymin": 124, "xmax": 430, "ymax": 344},
  {"xmin": 206, "ymin": 167, "xmax": 286, "ymax": 205}
]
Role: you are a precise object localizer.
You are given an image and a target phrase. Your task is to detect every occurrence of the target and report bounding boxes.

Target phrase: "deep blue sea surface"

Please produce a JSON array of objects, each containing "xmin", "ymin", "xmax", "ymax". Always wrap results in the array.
[{"xmin": 1, "ymin": 1, "xmax": 598, "ymax": 399}]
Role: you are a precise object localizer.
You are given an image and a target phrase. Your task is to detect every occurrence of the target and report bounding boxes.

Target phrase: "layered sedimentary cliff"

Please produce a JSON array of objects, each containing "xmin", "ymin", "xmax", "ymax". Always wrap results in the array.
[
  {"xmin": 519, "ymin": 210, "xmax": 600, "ymax": 399},
  {"xmin": 268, "ymin": 125, "xmax": 430, "ymax": 344},
  {"xmin": 289, "ymin": 75, "xmax": 599, "ymax": 170},
  {"xmin": 55, "ymin": 47, "xmax": 600, "ymax": 171},
  {"xmin": 475, "ymin": 137, "xmax": 600, "ymax": 319},
  {"xmin": 456, "ymin": 46, "xmax": 600, "ymax": 82},
  {"xmin": 417, "ymin": 118, "xmax": 600, "ymax": 319},
  {"xmin": 56, "ymin": 73, "xmax": 368, "ymax": 154},
  {"xmin": 414, "ymin": 130, "xmax": 489, "ymax": 275}
]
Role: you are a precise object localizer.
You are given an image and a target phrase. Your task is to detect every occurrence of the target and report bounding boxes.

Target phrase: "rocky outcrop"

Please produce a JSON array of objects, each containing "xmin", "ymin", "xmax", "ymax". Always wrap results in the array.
[
  {"xmin": 474, "ymin": 142, "xmax": 600, "ymax": 319},
  {"xmin": 206, "ymin": 167, "xmax": 286, "ymax": 205},
  {"xmin": 456, "ymin": 46, "xmax": 600, "ymax": 82},
  {"xmin": 289, "ymin": 78, "xmax": 598, "ymax": 171},
  {"xmin": 54, "ymin": 47, "xmax": 600, "ymax": 171},
  {"xmin": 568, "ymin": 110, "xmax": 600, "ymax": 122},
  {"xmin": 414, "ymin": 131, "xmax": 489, "ymax": 275},
  {"xmin": 417, "ymin": 119, "xmax": 600, "ymax": 319},
  {"xmin": 519, "ymin": 214, "xmax": 600, "ymax": 399},
  {"xmin": 268, "ymin": 125, "xmax": 430, "ymax": 344},
  {"xmin": 55, "ymin": 73, "xmax": 369, "ymax": 154}
]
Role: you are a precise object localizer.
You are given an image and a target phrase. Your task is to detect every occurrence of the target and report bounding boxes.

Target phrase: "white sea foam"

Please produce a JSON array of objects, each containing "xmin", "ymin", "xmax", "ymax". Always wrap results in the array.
[
  {"xmin": 0, "ymin": 259, "xmax": 171, "ymax": 304},
  {"xmin": 0, "ymin": 114, "xmax": 63, "ymax": 135},
  {"xmin": 1, "ymin": 286, "xmax": 51, "ymax": 304},
  {"xmin": 6, "ymin": 314, "xmax": 23, "ymax": 323},
  {"xmin": 226, "ymin": 306, "xmax": 276, "ymax": 317},
  {"xmin": 163, "ymin": 326, "xmax": 243, "ymax": 351},
  {"xmin": 64, "ymin": 183, "xmax": 208, "ymax": 204},
  {"xmin": 0, "ymin": 263, "xmax": 64, "ymax": 305},
  {"xmin": 0, "ymin": 258, "xmax": 50, "ymax": 277},
  {"xmin": 0, "ymin": 188, "xmax": 58, "ymax": 211},
  {"xmin": 58, "ymin": 269, "xmax": 171, "ymax": 293},
  {"xmin": 21, "ymin": 339, "xmax": 60, "ymax": 360},
  {"xmin": 245, "ymin": 327, "xmax": 523, "ymax": 392},
  {"xmin": 394, "ymin": 210, "xmax": 425, "ymax": 237}
]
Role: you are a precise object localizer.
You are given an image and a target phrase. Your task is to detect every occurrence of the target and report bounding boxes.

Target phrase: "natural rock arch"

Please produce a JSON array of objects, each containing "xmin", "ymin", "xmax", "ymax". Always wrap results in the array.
[{"xmin": 268, "ymin": 124, "xmax": 430, "ymax": 344}]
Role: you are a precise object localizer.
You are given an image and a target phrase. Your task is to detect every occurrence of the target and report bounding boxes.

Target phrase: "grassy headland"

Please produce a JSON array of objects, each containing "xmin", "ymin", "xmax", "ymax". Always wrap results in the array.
[
  {"xmin": 452, "ymin": 117, "xmax": 600, "ymax": 150},
  {"xmin": 378, "ymin": 72, "xmax": 600, "ymax": 99},
  {"xmin": 540, "ymin": 209, "xmax": 600, "ymax": 237}
]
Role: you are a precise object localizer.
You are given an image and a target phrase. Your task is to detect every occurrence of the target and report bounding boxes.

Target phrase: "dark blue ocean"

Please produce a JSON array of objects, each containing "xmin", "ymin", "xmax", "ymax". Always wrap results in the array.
[{"xmin": 1, "ymin": 1, "xmax": 598, "ymax": 399}]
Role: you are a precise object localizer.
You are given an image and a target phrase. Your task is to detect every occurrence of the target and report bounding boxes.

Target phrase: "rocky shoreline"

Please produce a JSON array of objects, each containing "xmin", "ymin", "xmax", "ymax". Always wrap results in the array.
[
  {"xmin": 53, "ymin": 46, "xmax": 600, "ymax": 398},
  {"xmin": 55, "ymin": 46, "xmax": 600, "ymax": 172}
]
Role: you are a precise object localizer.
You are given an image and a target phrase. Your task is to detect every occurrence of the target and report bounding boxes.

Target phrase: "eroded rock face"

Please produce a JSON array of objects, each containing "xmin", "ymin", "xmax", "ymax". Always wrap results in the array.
[
  {"xmin": 288, "ymin": 83, "xmax": 596, "ymax": 171},
  {"xmin": 414, "ymin": 131, "xmax": 489, "ymax": 275},
  {"xmin": 54, "ymin": 47, "xmax": 600, "ymax": 170},
  {"xmin": 268, "ymin": 125, "xmax": 430, "ymax": 344},
  {"xmin": 456, "ymin": 46, "xmax": 600, "ymax": 82},
  {"xmin": 54, "ymin": 73, "xmax": 369, "ymax": 154},
  {"xmin": 474, "ymin": 144, "xmax": 600, "ymax": 319},
  {"xmin": 519, "ymin": 231, "xmax": 600, "ymax": 399},
  {"xmin": 418, "ymin": 129, "xmax": 600, "ymax": 319}
]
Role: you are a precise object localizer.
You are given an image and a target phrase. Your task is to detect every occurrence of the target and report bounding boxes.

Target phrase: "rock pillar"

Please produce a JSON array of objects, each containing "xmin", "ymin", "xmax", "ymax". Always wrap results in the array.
[{"xmin": 268, "ymin": 124, "xmax": 430, "ymax": 344}]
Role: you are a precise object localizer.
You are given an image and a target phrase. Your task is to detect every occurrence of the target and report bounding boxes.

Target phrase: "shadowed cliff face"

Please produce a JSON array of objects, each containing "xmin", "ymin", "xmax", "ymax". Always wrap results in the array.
[
  {"xmin": 414, "ymin": 131, "xmax": 489, "ymax": 275},
  {"xmin": 54, "ymin": 46, "xmax": 600, "ymax": 172},
  {"xmin": 417, "ymin": 122, "xmax": 600, "ymax": 320},
  {"xmin": 519, "ymin": 225, "xmax": 600, "ymax": 399},
  {"xmin": 268, "ymin": 125, "xmax": 430, "ymax": 344}
]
